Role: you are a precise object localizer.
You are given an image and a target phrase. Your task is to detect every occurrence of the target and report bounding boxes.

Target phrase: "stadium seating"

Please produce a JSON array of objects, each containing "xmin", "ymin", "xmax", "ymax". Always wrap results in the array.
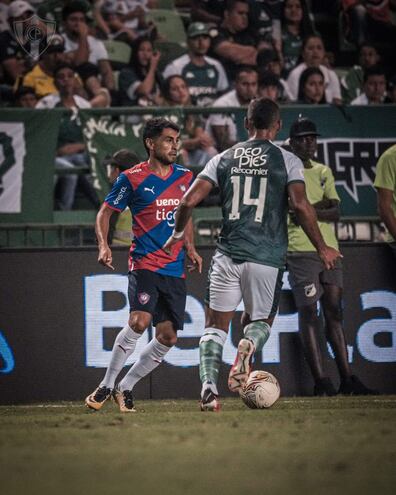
[
  {"xmin": 147, "ymin": 9, "xmax": 187, "ymax": 46},
  {"xmin": 154, "ymin": 41, "xmax": 187, "ymax": 72},
  {"xmin": 103, "ymin": 40, "xmax": 132, "ymax": 70}
]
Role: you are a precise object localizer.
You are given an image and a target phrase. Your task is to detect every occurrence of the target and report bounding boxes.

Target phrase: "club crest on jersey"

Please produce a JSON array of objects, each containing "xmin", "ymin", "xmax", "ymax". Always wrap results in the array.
[
  {"xmin": 304, "ymin": 283, "xmax": 317, "ymax": 298},
  {"xmin": 138, "ymin": 292, "xmax": 150, "ymax": 305}
]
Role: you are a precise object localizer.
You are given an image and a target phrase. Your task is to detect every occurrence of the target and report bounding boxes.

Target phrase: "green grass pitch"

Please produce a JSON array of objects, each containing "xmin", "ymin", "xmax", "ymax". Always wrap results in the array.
[{"xmin": 1, "ymin": 396, "xmax": 395, "ymax": 495}]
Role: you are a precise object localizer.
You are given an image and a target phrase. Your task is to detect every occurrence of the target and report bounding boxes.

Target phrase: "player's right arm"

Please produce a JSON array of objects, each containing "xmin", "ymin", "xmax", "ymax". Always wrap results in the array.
[
  {"xmin": 96, "ymin": 173, "xmax": 133, "ymax": 270},
  {"xmin": 288, "ymin": 181, "xmax": 342, "ymax": 270},
  {"xmin": 96, "ymin": 204, "xmax": 115, "ymax": 270}
]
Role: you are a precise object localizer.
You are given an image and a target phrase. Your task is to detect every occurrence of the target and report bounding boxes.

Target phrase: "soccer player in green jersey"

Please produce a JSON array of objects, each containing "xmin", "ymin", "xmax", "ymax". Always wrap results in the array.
[
  {"xmin": 374, "ymin": 144, "xmax": 396, "ymax": 259},
  {"xmin": 287, "ymin": 117, "xmax": 377, "ymax": 396},
  {"xmin": 164, "ymin": 98, "xmax": 342, "ymax": 410}
]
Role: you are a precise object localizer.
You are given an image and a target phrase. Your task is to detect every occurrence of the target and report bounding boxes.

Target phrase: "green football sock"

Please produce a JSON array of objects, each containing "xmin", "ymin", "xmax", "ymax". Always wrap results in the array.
[
  {"xmin": 199, "ymin": 327, "xmax": 227, "ymax": 385},
  {"xmin": 244, "ymin": 321, "xmax": 271, "ymax": 352}
]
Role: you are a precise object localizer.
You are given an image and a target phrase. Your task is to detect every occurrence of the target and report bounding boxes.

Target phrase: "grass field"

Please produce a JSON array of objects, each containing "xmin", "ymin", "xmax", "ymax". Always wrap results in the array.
[{"xmin": 1, "ymin": 396, "xmax": 395, "ymax": 495}]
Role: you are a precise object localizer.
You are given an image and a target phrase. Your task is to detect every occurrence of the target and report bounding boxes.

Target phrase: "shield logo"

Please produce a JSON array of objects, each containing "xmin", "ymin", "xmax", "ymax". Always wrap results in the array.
[
  {"xmin": 138, "ymin": 292, "xmax": 150, "ymax": 305},
  {"xmin": 304, "ymin": 283, "xmax": 317, "ymax": 298},
  {"xmin": 13, "ymin": 14, "xmax": 56, "ymax": 61}
]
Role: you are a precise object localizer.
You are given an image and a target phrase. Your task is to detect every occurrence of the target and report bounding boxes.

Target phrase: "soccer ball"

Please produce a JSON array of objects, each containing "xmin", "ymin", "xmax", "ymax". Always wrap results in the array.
[{"xmin": 240, "ymin": 370, "xmax": 280, "ymax": 409}]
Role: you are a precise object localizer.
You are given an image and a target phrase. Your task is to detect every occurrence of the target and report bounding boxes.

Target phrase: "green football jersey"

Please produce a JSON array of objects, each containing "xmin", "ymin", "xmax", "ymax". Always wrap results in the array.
[
  {"xmin": 287, "ymin": 160, "xmax": 340, "ymax": 252},
  {"xmin": 198, "ymin": 139, "xmax": 304, "ymax": 268},
  {"xmin": 374, "ymin": 144, "xmax": 396, "ymax": 242}
]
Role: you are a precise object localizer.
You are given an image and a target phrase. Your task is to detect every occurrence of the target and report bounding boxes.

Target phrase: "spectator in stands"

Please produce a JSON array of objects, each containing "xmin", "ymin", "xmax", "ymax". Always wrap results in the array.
[
  {"xmin": 163, "ymin": 22, "xmax": 229, "ymax": 107},
  {"xmin": 97, "ymin": 0, "xmax": 137, "ymax": 43},
  {"xmin": 287, "ymin": 34, "xmax": 342, "ymax": 104},
  {"xmin": 191, "ymin": 0, "xmax": 226, "ymax": 26},
  {"xmin": 162, "ymin": 75, "xmax": 218, "ymax": 168},
  {"xmin": 0, "ymin": 0, "xmax": 11, "ymax": 33},
  {"xmin": 0, "ymin": 1, "xmax": 35, "ymax": 88},
  {"xmin": 281, "ymin": 0, "xmax": 315, "ymax": 76},
  {"xmin": 351, "ymin": 65, "xmax": 389, "ymax": 104},
  {"xmin": 249, "ymin": 0, "xmax": 283, "ymax": 53},
  {"xmin": 374, "ymin": 143, "xmax": 396, "ymax": 259},
  {"xmin": 297, "ymin": 67, "xmax": 326, "ymax": 104},
  {"xmin": 21, "ymin": 34, "xmax": 66, "ymax": 99},
  {"xmin": 62, "ymin": 0, "xmax": 115, "ymax": 91},
  {"xmin": 117, "ymin": 0, "xmax": 153, "ymax": 37},
  {"xmin": 341, "ymin": 0, "xmax": 396, "ymax": 49},
  {"xmin": 257, "ymin": 70, "xmax": 282, "ymax": 102},
  {"xmin": 257, "ymin": 47, "xmax": 292, "ymax": 102},
  {"xmin": 387, "ymin": 74, "xmax": 396, "ymax": 102},
  {"xmin": 36, "ymin": 63, "xmax": 100, "ymax": 211},
  {"xmin": 206, "ymin": 66, "xmax": 258, "ymax": 151},
  {"xmin": 210, "ymin": 0, "xmax": 257, "ymax": 81},
  {"xmin": 341, "ymin": 42, "xmax": 381, "ymax": 104},
  {"xmin": 287, "ymin": 116, "xmax": 377, "ymax": 396},
  {"xmin": 14, "ymin": 85, "xmax": 38, "ymax": 107},
  {"xmin": 118, "ymin": 35, "xmax": 162, "ymax": 106}
]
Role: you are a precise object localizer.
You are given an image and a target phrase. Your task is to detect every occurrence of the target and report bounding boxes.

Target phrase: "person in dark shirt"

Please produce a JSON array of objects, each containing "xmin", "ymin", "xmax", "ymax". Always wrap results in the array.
[{"xmin": 210, "ymin": 0, "xmax": 257, "ymax": 81}]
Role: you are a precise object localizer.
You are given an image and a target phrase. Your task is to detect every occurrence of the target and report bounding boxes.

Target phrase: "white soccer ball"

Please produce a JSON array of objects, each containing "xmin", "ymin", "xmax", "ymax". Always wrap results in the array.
[{"xmin": 240, "ymin": 370, "xmax": 280, "ymax": 409}]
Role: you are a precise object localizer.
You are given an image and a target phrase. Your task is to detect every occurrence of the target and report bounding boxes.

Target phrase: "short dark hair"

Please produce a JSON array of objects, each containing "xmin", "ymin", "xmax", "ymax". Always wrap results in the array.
[
  {"xmin": 258, "ymin": 71, "xmax": 280, "ymax": 89},
  {"xmin": 247, "ymin": 97, "xmax": 280, "ymax": 130},
  {"xmin": 235, "ymin": 65, "xmax": 258, "ymax": 81},
  {"xmin": 106, "ymin": 149, "xmax": 140, "ymax": 171},
  {"xmin": 62, "ymin": 0, "xmax": 89, "ymax": 20},
  {"xmin": 363, "ymin": 65, "xmax": 386, "ymax": 83},
  {"xmin": 142, "ymin": 118, "xmax": 180, "ymax": 153},
  {"xmin": 54, "ymin": 63, "xmax": 75, "ymax": 78},
  {"xmin": 225, "ymin": 0, "xmax": 248, "ymax": 12}
]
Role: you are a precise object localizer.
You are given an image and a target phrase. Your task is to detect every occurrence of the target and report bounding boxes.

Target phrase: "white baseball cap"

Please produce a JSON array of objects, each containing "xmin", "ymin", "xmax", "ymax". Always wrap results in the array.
[{"xmin": 8, "ymin": 1, "xmax": 35, "ymax": 19}]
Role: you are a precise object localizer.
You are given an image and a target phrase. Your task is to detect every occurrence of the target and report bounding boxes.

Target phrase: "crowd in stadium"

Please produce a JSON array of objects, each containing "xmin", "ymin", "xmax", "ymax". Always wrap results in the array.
[
  {"xmin": 1, "ymin": 0, "xmax": 395, "ymax": 210},
  {"xmin": 1, "ymin": 0, "xmax": 395, "ymax": 110}
]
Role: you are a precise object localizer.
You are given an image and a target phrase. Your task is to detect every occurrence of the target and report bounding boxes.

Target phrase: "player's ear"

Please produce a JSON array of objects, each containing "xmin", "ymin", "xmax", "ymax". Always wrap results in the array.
[
  {"xmin": 145, "ymin": 137, "xmax": 154, "ymax": 152},
  {"xmin": 244, "ymin": 116, "xmax": 249, "ymax": 131}
]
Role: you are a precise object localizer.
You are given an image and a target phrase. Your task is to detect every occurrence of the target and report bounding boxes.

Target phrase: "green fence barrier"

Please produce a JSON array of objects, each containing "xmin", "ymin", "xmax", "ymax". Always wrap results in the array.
[{"xmin": 0, "ymin": 105, "xmax": 395, "ymax": 225}]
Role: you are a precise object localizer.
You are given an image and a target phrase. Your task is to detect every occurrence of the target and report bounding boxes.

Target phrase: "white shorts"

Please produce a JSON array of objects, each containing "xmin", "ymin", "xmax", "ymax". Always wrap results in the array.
[{"xmin": 206, "ymin": 251, "xmax": 283, "ymax": 320}]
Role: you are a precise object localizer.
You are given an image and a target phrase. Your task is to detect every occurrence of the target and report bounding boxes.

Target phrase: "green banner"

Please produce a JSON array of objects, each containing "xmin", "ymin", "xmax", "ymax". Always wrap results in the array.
[
  {"xmin": 80, "ymin": 109, "xmax": 184, "ymax": 201},
  {"xmin": 0, "ymin": 109, "xmax": 61, "ymax": 223}
]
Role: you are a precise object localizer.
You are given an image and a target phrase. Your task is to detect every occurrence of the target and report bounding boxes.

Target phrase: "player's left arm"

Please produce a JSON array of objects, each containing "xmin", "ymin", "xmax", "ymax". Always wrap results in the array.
[{"xmin": 163, "ymin": 178, "xmax": 213, "ymax": 252}]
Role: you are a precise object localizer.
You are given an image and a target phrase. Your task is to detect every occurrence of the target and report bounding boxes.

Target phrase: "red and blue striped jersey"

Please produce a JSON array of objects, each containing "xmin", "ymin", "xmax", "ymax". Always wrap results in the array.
[{"xmin": 105, "ymin": 161, "xmax": 194, "ymax": 278}]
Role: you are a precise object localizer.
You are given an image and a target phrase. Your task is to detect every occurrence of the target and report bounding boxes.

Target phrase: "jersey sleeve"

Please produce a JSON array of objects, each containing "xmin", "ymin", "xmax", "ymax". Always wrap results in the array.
[
  {"xmin": 322, "ymin": 166, "xmax": 340, "ymax": 201},
  {"xmin": 104, "ymin": 173, "xmax": 134, "ymax": 212},
  {"xmin": 374, "ymin": 150, "xmax": 396, "ymax": 191},
  {"xmin": 197, "ymin": 152, "xmax": 223, "ymax": 186},
  {"xmin": 279, "ymin": 147, "xmax": 305, "ymax": 184}
]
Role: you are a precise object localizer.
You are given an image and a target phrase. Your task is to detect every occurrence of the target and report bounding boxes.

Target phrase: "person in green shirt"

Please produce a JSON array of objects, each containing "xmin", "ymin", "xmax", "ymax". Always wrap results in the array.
[
  {"xmin": 287, "ymin": 117, "xmax": 376, "ymax": 396},
  {"xmin": 374, "ymin": 144, "xmax": 396, "ymax": 258}
]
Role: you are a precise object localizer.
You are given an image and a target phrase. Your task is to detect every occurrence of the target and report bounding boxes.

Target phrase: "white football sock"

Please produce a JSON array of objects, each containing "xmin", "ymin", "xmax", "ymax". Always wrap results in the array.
[
  {"xmin": 118, "ymin": 338, "xmax": 170, "ymax": 392},
  {"xmin": 100, "ymin": 325, "xmax": 142, "ymax": 389}
]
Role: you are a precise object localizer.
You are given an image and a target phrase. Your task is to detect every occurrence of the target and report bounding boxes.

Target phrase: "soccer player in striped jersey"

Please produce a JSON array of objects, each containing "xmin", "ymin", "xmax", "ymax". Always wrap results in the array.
[
  {"xmin": 85, "ymin": 118, "xmax": 202, "ymax": 412},
  {"xmin": 164, "ymin": 98, "xmax": 341, "ymax": 411}
]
